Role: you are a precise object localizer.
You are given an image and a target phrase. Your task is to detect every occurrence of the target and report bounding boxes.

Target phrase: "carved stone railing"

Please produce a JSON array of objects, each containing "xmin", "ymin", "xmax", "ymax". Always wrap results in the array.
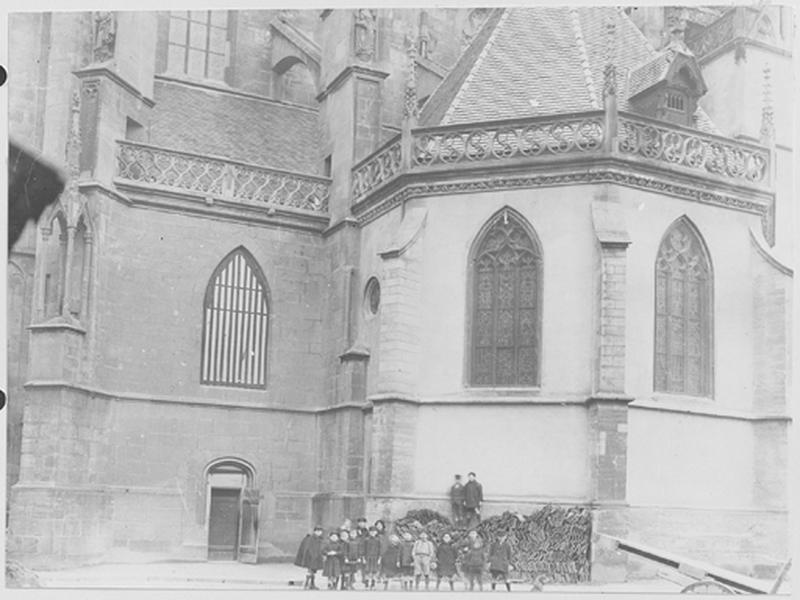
[
  {"xmin": 116, "ymin": 140, "xmax": 330, "ymax": 213},
  {"xmin": 351, "ymin": 135, "xmax": 402, "ymax": 200},
  {"xmin": 351, "ymin": 110, "xmax": 771, "ymax": 205},
  {"xmin": 617, "ymin": 113, "xmax": 769, "ymax": 184},
  {"xmin": 410, "ymin": 112, "xmax": 605, "ymax": 167}
]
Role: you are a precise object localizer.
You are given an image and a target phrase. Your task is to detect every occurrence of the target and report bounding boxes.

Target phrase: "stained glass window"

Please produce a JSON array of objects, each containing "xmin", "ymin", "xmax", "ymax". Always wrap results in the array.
[
  {"xmin": 470, "ymin": 209, "xmax": 541, "ymax": 387},
  {"xmin": 654, "ymin": 218, "xmax": 712, "ymax": 396},
  {"xmin": 201, "ymin": 248, "xmax": 270, "ymax": 388}
]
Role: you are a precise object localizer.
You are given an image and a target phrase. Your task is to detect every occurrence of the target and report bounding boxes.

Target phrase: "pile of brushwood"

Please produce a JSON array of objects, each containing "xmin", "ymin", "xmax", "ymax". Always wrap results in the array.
[{"xmin": 391, "ymin": 505, "xmax": 591, "ymax": 583}]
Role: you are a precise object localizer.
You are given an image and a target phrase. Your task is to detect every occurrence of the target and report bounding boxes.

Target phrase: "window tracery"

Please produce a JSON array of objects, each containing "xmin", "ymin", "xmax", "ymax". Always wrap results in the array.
[
  {"xmin": 654, "ymin": 218, "xmax": 712, "ymax": 396},
  {"xmin": 470, "ymin": 209, "xmax": 541, "ymax": 387}
]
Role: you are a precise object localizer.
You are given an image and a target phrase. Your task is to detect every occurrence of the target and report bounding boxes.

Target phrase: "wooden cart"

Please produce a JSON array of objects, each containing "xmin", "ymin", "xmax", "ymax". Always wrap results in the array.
[{"xmin": 600, "ymin": 535, "xmax": 791, "ymax": 594}]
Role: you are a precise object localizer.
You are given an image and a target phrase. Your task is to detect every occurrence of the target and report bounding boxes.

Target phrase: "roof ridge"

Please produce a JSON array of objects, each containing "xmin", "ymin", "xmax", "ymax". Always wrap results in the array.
[
  {"xmin": 442, "ymin": 9, "xmax": 510, "ymax": 126},
  {"xmin": 418, "ymin": 8, "xmax": 506, "ymax": 126},
  {"xmin": 570, "ymin": 7, "xmax": 600, "ymax": 110}
]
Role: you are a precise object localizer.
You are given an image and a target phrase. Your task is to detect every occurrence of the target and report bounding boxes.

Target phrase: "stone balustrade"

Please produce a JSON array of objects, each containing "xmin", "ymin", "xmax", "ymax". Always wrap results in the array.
[
  {"xmin": 617, "ymin": 114, "xmax": 769, "ymax": 183},
  {"xmin": 351, "ymin": 110, "xmax": 771, "ymax": 205},
  {"xmin": 116, "ymin": 140, "xmax": 330, "ymax": 213}
]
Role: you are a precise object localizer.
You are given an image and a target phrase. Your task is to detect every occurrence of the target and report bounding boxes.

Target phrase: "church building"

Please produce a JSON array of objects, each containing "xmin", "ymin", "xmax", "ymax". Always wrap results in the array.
[{"xmin": 6, "ymin": 5, "xmax": 793, "ymax": 582}]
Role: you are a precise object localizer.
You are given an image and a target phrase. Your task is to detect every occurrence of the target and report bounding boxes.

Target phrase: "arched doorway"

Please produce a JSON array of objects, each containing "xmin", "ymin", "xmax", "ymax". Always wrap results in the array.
[{"xmin": 205, "ymin": 459, "xmax": 260, "ymax": 562}]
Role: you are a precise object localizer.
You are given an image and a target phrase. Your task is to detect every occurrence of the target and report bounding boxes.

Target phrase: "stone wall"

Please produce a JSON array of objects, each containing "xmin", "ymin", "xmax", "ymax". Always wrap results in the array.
[
  {"xmin": 9, "ymin": 386, "xmax": 317, "ymax": 566},
  {"xmin": 85, "ymin": 195, "xmax": 327, "ymax": 408}
]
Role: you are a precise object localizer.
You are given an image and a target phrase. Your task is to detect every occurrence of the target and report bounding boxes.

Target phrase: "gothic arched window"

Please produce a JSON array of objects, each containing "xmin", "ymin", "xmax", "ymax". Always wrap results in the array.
[
  {"xmin": 654, "ymin": 217, "xmax": 713, "ymax": 397},
  {"xmin": 42, "ymin": 212, "xmax": 68, "ymax": 319},
  {"xmin": 470, "ymin": 208, "xmax": 542, "ymax": 387},
  {"xmin": 201, "ymin": 247, "xmax": 270, "ymax": 388}
]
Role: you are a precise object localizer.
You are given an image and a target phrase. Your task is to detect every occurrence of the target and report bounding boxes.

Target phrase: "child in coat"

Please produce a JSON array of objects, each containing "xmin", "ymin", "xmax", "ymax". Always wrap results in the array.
[
  {"xmin": 435, "ymin": 532, "xmax": 458, "ymax": 591},
  {"xmin": 363, "ymin": 527, "xmax": 382, "ymax": 590},
  {"xmin": 399, "ymin": 531, "xmax": 416, "ymax": 590},
  {"xmin": 294, "ymin": 526, "xmax": 324, "ymax": 590},
  {"xmin": 343, "ymin": 529, "xmax": 363, "ymax": 590},
  {"xmin": 488, "ymin": 534, "xmax": 513, "ymax": 591},
  {"xmin": 380, "ymin": 534, "xmax": 402, "ymax": 590},
  {"xmin": 322, "ymin": 531, "xmax": 344, "ymax": 590},
  {"xmin": 462, "ymin": 538, "xmax": 486, "ymax": 592}
]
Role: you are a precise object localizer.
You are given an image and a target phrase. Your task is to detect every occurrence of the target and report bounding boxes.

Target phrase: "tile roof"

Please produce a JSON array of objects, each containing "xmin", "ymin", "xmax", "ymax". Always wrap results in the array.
[
  {"xmin": 149, "ymin": 79, "xmax": 321, "ymax": 174},
  {"xmin": 628, "ymin": 52, "xmax": 672, "ymax": 98},
  {"xmin": 421, "ymin": 6, "xmax": 719, "ymax": 134}
]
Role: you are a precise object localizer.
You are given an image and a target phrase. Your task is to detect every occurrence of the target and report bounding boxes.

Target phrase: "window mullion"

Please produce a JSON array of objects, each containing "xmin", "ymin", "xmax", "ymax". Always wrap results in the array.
[
  {"xmin": 205, "ymin": 11, "xmax": 212, "ymax": 78},
  {"xmin": 491, "ymin": 264, "xmax": 499, "ymax": 387}
]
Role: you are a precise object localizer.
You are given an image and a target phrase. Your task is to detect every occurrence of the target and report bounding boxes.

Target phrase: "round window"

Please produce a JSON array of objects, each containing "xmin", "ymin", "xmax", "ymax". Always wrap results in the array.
[{"xmin": 364, "ymin": 277, "xmax": 381, "ymax": 317}]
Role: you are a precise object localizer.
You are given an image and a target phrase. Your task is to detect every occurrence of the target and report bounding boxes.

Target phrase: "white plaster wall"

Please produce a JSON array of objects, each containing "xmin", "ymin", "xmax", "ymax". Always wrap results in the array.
[
  {"xmin": 620, "ymin": 186, "xmax": 762, "ymax": 411},
  {"xmin": 413, "ymin": 404, "xmax": 590, "ymax": 500},
  {"xmin": 627, "ymin": 408, "xmax": 755, "ymax": 509},
  {"xmin": 417, "ymin": 187, "xmax": 598, "ymax": 397}
]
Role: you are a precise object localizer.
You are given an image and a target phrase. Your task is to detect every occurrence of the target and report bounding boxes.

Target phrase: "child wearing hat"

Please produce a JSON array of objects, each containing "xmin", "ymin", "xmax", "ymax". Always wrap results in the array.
[{"xmin": 293, "ymin": 525, "xmax": 324, "ymax": 590}]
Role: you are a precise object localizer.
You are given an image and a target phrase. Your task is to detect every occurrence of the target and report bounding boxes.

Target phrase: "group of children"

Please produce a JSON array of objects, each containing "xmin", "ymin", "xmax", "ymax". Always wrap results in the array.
[{"xmin": 294, "ymin": 517, "xmax": 514, "ymax": 592}]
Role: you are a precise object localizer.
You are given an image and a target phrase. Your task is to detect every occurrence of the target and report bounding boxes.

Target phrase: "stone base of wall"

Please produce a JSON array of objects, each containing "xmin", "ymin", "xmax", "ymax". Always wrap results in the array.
[
  {"xmin": 311, "ymin": 493, "xmax": 366, "ymax": 530},
  {"xmin": 626, "ymin": 505, "xmax": 789, "ymax": 580},
  {"xmin": 7, "ymin": 484, "xmax": 113, "ymax": 569}
]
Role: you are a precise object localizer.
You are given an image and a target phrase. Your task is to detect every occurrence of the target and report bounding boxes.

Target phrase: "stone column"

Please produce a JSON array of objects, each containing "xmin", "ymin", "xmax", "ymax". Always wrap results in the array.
[{"xmin": 588, "ymin": 195, "xmax": 633, "ymax": 583}]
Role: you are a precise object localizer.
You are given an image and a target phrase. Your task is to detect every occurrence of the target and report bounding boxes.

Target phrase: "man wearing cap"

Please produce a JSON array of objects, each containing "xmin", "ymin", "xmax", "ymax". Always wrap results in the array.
[
  {"xmin": 449, "ymin": 474, "xmax": 466, "ymax": 527},
  {"xmin": 463, "ymin": 472, "xmax": 484, "ymax": 529}
]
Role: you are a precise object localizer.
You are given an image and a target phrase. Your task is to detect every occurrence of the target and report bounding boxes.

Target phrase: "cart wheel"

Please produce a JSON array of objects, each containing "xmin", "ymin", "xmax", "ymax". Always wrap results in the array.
[{"xmin": 681, "ymin": 580, "xmax": 736, "ymax": 594}]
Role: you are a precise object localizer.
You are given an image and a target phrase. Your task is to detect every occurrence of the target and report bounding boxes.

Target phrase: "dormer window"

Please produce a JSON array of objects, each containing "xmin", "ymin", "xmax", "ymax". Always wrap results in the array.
[{"xmin": 627, "ymin": 48, "xmax": 707, "ymax": 128}]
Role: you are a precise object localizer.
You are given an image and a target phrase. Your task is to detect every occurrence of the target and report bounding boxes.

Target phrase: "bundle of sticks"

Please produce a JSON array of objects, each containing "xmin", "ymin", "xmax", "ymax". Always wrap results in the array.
[{"xmin": 392, "ymin": 505, "xmax": 592, "ymax": 583}]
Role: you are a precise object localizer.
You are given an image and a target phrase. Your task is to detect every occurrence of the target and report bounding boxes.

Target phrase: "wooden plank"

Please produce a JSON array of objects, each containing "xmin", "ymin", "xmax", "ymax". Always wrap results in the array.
[{"xmin": 600, "ymin": 535, "xmax": 771, "ymax": 594}]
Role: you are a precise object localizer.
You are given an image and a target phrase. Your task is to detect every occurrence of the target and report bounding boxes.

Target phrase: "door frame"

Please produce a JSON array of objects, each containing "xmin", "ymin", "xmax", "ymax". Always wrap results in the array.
[{"xmin": 203, "ymin": 458, "xmax": 256, "ymax": 561}]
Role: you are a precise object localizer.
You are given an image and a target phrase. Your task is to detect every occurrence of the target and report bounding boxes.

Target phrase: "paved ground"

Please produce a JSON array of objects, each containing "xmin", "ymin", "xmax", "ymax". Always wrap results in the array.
[{"xmin": 18, "ymin": 561, "xmax": 710, "ymax": 592}]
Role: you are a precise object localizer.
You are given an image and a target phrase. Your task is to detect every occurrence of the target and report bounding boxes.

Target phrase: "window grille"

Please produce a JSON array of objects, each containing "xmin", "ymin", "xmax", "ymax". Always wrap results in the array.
[
  {"xmin": 654, "ymin": 218, "xmax": 713, "ymax": 396},
  {"xmin": 470, "ymin": 209, "xmax": 542, "ymax": 387},
  {"xmin": 201, "ymin": 248, "xmax": 269, "ymax": 388},
  {"xmin": 168, "ymin": 11, "xmax": 228, "ymax": 81},
  {"xmin": 667, "ymin": 92, "xmax": 685, "ymax": 111}
]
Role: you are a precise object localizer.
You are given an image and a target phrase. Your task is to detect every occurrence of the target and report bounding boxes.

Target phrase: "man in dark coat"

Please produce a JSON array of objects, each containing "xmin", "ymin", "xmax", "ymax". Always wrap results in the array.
[
  {"xmin": 449, "ymin": 474, "xmax": 466, "ymax": 526},
  {"xmin": 463, "ymin": 472, "xmax": 484, "ymax": 529},
  {"xmin": 294, "ymin": 526, "xmax": 325, "ymax": 589}
]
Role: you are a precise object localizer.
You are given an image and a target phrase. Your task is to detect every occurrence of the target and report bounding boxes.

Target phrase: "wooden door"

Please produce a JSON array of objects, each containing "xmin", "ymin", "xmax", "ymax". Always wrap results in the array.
[
  {"xmin": 208, "ymin": 488, "xmax": 241, "ymax": 560},
  {"xmin": 237, "ymin": 488, "xmax": 261, "ymax": 564}
]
